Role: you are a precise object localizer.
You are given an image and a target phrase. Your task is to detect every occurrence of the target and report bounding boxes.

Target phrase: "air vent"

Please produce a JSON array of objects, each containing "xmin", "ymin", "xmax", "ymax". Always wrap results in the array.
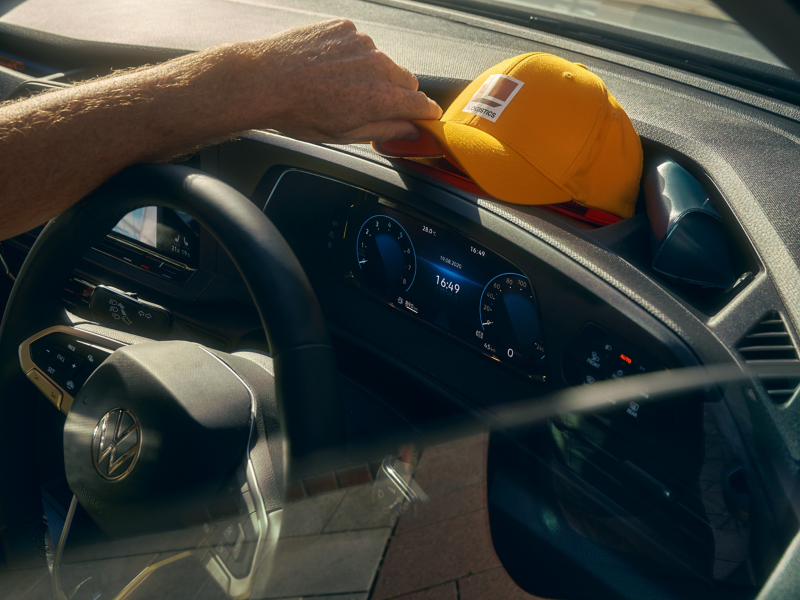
[{"xmin": 737, "ymin": 311, "xmax": 800, "ymax": 403}]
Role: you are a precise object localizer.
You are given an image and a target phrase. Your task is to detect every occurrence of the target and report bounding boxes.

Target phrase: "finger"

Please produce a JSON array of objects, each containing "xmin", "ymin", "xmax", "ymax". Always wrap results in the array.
[
  {"xmin": 335, "ymin": 120, "xmax": 423, "ymax": 144},
  {"xmin": 320, "ymin": 18, "xmax": 358, "ymax": 36},
  {"xmin": 407, "ymin": 89, "xmax": 443, "ymax": 120},
  {"xmin": 379, "ymin": 88, "xmax": 443, "ymax": 121},
  {"xmin": 374, "ymin": 51, "xmax": 419, "ymax": 91}
]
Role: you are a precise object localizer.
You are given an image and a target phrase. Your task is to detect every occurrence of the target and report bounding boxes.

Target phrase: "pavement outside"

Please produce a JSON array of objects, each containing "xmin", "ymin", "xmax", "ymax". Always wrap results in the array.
[
  {"xmin": 250, "ymin": 432, "xmax": 541, "ymax": 600},
  {"xmin": 1, "ymin": 420, "xmax": 750, "ymax": 599}
]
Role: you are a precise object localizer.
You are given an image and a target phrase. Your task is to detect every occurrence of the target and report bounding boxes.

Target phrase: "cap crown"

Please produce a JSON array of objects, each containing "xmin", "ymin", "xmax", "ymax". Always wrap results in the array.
[{"xmin": 445, "ymin": 53, "xmax": 607, "ymax": 192}]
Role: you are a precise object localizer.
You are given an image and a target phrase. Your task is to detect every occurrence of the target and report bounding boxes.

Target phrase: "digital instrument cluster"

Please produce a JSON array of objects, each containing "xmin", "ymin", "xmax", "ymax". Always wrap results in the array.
[
  {"xmin": 347, "ymin": 201, "xmax": 547, "ymax": 379},
  {"xmin": 112, "ymin": 207, "xmax": 201, "ymax": 268}
]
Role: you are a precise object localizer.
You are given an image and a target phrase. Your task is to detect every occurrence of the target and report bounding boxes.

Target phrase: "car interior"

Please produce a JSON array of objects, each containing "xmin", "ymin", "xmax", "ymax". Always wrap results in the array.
[{"xmin": 1, "ymin": 1, "xmax": 800, "ymax": 600}]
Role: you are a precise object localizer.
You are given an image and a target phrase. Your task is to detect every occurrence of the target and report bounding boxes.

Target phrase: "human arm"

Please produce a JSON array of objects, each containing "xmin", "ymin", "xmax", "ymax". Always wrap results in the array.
[{"xmin": 0, "ymin": 19, "xmax": 441, "ymax": 241}]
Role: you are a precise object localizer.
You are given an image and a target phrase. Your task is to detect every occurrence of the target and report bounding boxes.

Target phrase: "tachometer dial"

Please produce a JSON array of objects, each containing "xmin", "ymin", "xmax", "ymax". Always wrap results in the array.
[
  {"xmin": 480, "ymin": 273, "xmax": 544, "ymax": 367},
  {"xmin": 356, "ymin": 215, "xmax": 416, "ymax": 297}
]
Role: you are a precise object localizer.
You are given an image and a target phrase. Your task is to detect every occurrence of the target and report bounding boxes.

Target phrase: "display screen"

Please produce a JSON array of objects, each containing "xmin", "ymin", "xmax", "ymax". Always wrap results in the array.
[
  {"xmin": 112, "ymin": 207, "xmax": 201, "ymax": 268},
  {"xmin": 349, "ymin": 201, "xmax": 547, "ymax": 378}
]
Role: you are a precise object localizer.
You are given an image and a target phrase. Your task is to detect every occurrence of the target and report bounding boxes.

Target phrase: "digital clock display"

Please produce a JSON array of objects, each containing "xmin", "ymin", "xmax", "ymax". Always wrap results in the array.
[{"xmin": 350, "ymin": 202, "xmax": 547, "ymax": 378}]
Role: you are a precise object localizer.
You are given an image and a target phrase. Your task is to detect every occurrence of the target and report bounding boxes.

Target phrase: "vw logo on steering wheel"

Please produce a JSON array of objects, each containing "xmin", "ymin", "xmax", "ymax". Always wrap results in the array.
[{"xmin": 91, "ymin": 408, "xmax": 141, "ymax": 481}]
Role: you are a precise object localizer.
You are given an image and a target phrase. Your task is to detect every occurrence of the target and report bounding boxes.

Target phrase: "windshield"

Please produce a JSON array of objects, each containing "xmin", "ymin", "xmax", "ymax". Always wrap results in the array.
[
  {"xmin": 496, "ymin": 0, "xmax": 782, "ymax": 65},
  {"xmin": 425, "ymin": 0, "xmax": 797, "ymax": 97}
]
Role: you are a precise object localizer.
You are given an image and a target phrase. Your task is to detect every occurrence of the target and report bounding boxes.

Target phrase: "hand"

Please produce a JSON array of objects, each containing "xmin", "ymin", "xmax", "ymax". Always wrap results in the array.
[{"xmin": 213, "ymin": 19, "xmax": 443, "ymax": 144}]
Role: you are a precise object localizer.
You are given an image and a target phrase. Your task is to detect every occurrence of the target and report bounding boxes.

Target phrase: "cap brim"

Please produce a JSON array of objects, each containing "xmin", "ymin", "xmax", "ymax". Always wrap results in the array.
[
  {"xmin": 414, "ymin": 120, "xmax": 571, "ymax": 207},
  {"xmin": 372, "ymin": 126, "xmax": 445, "ymax": 159}
]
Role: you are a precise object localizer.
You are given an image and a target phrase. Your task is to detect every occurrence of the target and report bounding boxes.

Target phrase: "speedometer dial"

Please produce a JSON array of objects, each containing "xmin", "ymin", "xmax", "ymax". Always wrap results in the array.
[
  {"xmin": 356, "ymin": 215, "xmax": 416, "ymax": 298},
  {"xmin": 480, "ymin": 273, "xmax": 545, "ymax": 368}
]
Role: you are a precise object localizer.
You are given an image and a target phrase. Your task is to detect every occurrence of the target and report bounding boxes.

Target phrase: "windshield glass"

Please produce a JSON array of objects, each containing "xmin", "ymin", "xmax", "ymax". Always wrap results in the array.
[
  {"xmin": 504, "ymin": 0, "xmax": 781, "ymax": 64},
  {"xmin": 434, "ymin": 1, "xmax": 789, "ymax": 73}
]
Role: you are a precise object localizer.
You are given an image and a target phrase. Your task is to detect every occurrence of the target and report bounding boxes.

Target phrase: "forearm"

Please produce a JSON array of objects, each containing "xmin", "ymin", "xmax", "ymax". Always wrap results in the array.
[
  {"xmin": 0, "ymin": 19, "xmax": 440, "ymax": 242},
  {"xmin": 0, "ymin": 47, "xmax": 251, "ymax": 240}
]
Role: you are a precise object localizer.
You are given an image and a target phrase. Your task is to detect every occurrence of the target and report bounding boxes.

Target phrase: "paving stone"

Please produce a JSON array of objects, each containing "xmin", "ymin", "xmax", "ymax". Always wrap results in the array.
[
  {"xmin": 371, "ymin": 510, "xmax": 500, "ymax": 600},
  {"xmin": 194, "ymin": 576, "xmax": 230, "ymax": 600},
  {"xmin": 395, "ymin": 483, "xmax": 485, "ymax": 534},
  {"xmin": 713, "ymin": 528, "xmax": 749, "ymax": 563},
  {"xmin": 130, "ymin": 554, "xmax": 212, "ymax": 600},
  {"xmin": 0, "ymin": 567, "xmax": 48, "ymax": 600},
  {"xmin": 722, "ymin": 517, "xmax": 741, "ymax": 532},
  {"xmin": 337, "ymin": 465, "xmax": 373, "ymax": 488},
  {"xmin": 261, "ymin": 528, "xmax": 391, "ymax": 598},
  {"xmin": 459, "ymin": 567, "xmax": 544, "ymax": 600},
  {"xmin": 16, "ymin": 573, "xmax": 56, "ymax": 600},
  {"xmin": 57, "ymin": 553, "xmax": 158, "ymax": 599},
  {"xmin": 281, "ymin": 489, "xmax": 347, "ymax": 538},
  {"xmin": 323, "ymin": 485, "xmax": 395, "ymax": 533},
  {"xmin": 63, "ymin": 524, "xmax": 208, "ymax": 563},
  {"xmin": 417, "ymin": 435, "xmax": 487, "ymax": 470},
  {"xmin": 305, "ymin": 473, "xmax": 339, "ymax": 496},
  {"xmin": 708, "ymin": 514, "xmax": 732, "ymax": 530},
  {"xmin": 268, "ymin": 595, "xmax": 367, "ymax": 600},
  {"xmin": 700, "ymin": 459, "xmax": 725, "ymax": 482},
  {"xmin": 713, "ymin": 559, "xmax": 742, "ymax": 581},
  {"xmin": 285, "ymin": 481, "xmax": 307, "ymax": 502},
  {"xmin": 307, "ymin": 595, "xmax": 367, "ymax": 600},
  {"xmin": 413, "ymin": 436, "xmax": 488, "ymax": 498},
  {"xmin": 725, "ymin": 559, "xmax": 756, "ymax": 586},
  {"xmin": 702, "ymin": 491, "xmax": 728, "ymax": 516},
  {"xmin": 394, "ymin": 582, "xmax": 457, "ymax": 599}
]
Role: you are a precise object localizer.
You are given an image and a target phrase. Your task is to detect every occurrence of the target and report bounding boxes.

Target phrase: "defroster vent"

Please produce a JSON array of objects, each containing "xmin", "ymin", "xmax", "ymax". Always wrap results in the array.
[{"xmin": 737, "ymin": 311, "xmax": 800, "ymax": 403}]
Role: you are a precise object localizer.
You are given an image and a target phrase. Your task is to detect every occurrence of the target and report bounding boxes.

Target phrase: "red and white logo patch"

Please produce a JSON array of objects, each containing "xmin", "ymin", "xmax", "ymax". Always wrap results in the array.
[{"xmin": 462, "ymin": 74, "xmax": 524, "ymax": 122}]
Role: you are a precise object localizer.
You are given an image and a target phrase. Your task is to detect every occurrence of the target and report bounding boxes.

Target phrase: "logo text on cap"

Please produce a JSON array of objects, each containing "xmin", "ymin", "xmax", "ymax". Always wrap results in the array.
[{"xmin": 462, "ymin": 74, "xmax": 524, "ymax": 123}]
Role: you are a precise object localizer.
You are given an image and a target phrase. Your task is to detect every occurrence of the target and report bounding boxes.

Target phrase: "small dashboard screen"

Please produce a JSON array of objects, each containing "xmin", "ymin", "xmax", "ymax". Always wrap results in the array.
[
  {"xmin": 112, "ymin": 207, "xmax": 201, "ymax": 268},
  {"xmin": 347, "ymin": 200, "xmax": 547, "ymax": 378}
]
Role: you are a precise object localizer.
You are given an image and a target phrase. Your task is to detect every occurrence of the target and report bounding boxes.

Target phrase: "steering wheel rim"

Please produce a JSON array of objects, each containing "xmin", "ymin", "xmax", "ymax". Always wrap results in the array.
[{"xmin": 0, "ymin": 164, "xmax": 344, "ymax": 564}]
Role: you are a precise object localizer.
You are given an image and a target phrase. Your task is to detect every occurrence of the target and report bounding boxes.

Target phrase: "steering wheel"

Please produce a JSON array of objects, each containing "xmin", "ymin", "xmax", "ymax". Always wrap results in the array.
[{"xmin": 0, "ymin": 165, "xmax": 344, "ymax": 576}]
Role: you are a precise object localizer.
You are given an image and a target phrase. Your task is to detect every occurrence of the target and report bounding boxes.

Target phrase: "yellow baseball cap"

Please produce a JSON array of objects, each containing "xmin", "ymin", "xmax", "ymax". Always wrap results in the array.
[{"xmin": 374, "ymin": 53, "xmax": 643, "ymax": 219}]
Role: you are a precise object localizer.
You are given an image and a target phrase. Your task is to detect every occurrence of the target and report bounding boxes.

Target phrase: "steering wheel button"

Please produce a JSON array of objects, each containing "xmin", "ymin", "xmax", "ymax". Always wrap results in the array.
[
  {"xmin": 568, "ymin": 337, "xmax": 611, "ymax": 379},
  {"xmin": 241, "ymin": 514, "xmax": 258, "ymax": 542},
  {"xmin": 214, "ymin": 540, "xmax": 230, "ymax": 561},
  {"xmin": 222, "ymin": 522, "xmax": 238, "ymax": 545},
  {"xmin": 230, "ymin": 525, "xmax": 246, "ymax": 561},
  {"xmin": 50, "ymin": 347, "xmax": 68, "ymax": 367},
  {"xmin": 48, "ymin": 345, "xmax": 85, "ymax": 376},
  {"xmin": 26, "ymin": 368, "xmax": 62, "ymax": 408}
]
